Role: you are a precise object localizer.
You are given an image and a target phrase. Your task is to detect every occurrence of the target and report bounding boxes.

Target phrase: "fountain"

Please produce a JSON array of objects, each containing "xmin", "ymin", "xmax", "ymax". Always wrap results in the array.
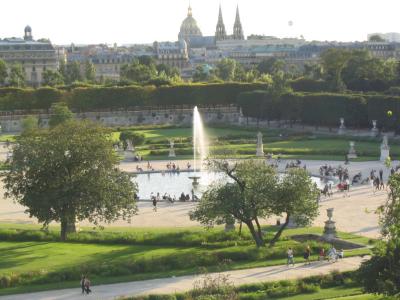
[{"xmin": 189, "ymin": 106, "xmax": 208, "ymax": 187}]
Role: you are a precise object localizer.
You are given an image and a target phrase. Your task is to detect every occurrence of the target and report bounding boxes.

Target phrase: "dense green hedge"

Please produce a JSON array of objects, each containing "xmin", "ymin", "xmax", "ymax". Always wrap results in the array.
[
  {"xmin": 0, "ymin": 83, "xmax": 270, "ymax": 111},
  {"xmin": 238, "ymin": 90, "xmax": 400, "ymax": 130}
]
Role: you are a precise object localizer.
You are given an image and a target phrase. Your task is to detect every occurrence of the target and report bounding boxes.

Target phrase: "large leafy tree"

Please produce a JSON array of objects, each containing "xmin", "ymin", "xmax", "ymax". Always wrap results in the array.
[
  {"xmin": 42, "ymin": 69, "xmax": 64, "ymax": 87},
  {"xmin": 320, "ymin": 48, "xmax": 352, "ymax": 91},
  {"xmin": 84, "ymin": 61, "xmax": 96, "ymax": 82},
  {"xmin": 49, "ymin": 102, "xmax": 73, "ymax": 127},
  {"xmin": 359, "ymin": 173, "xmax": 400, "ymax": 296},
  {"xmin": 120, "ymin": 59, "xmax": 157, "ymax": 83},
  {"xmin": 4, "ymin": 121, "xmax": 138, "ymax": 240},
  {"xmin": 190, "ymin": 160, "xmax": 278, "ymax": 247},
  {"xmin": 342, "ymin": 50, "xmax": 396, "ymax": 91},
  {"xmin": 0, "ymin": 59, "xmax": 7, "ymax": 86},
  {"xmin": 214, "ymin": 58, "xmax": 237, "ymax": 81},
  {"xmin": 8, "ymin": 64, "xmax": 26, "ymax": 87}
]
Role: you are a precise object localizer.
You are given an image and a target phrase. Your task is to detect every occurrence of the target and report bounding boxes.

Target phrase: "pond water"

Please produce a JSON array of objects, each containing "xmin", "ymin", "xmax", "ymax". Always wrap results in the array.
[{"xmin": 133, "ymin": 171, "xmax": 332, "ymax": 200}]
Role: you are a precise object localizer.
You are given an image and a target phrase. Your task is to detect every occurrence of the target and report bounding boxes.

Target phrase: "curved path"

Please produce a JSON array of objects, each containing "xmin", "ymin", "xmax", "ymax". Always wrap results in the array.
[{"xmin": 0, "ymin": 256, "xmax": 367, "ymax": 300}]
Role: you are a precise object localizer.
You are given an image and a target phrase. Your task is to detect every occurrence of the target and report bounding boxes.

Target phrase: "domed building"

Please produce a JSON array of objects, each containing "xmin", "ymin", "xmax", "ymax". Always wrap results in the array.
[{"xmin": 178, "ymin": 5, "xmax": 203, "ymax": 47}]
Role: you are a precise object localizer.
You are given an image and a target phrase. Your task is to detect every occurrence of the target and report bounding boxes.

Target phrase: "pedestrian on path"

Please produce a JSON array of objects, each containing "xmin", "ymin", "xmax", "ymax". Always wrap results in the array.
[
  {"xmin": 303, "ymin": 245, "xmax": 311, "ymax": 265},
  {"xmin": 287, "ymin": 247, "xmax": 295, "ymax": 266},
  {"xmin": 80, "ymin": 275, "xmax": 86, "ymax": 294},
  {"xmin": 84, "ymin": 276, "xmax": 92, "ymax": 294}
]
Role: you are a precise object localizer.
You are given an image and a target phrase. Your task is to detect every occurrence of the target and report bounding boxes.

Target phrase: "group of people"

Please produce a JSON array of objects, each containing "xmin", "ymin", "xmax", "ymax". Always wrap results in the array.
[
  {"xmin": 287, "ymin": 246, "xmax": 344, "ymax": 266},
  {"xmin": 80, "ymin": 276, "xmax": 91, "ymax": 295},
  {"xmin": 371, "ymin": 169, "xmax": 385, "ymax": 191},
  {"xmin": 285, "ymin": 160, "xmax": 306, "ymax": 170}
]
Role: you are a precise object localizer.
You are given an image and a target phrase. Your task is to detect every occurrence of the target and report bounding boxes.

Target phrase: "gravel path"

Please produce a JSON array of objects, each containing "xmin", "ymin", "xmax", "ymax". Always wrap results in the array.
[{"xmin": 0, "ymin": 256, "xmax": 367, "ymax": 300}]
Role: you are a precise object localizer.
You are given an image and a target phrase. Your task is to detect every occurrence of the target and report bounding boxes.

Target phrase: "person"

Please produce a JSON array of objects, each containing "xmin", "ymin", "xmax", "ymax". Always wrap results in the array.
[
  {"xmin": 84, "ymin": 276, "xmax": 91, "ymax": 294},
  {"xmin": 379, "ymin": 169, "xmax": 383, "ymax": 182},
  {"xmin": 318, "ymin": 248, "xmax": 325, "ymax": 261},
  {"xmin": 80, "ymin": 275, "xmax": 86, "ymax": 294},
  {"xmin": 328, "ymin": 246, "xmax": 337, "ymax": 262},
  {"xmin": 303, "ymin": 245, "xmax": 311, "ymax": 265},
  {"xmin": 152, "ymin": 197, "xmax": 157, "ymax": 212},
  {"xmin": 287, "ymin": 248, "xmax": 294, "ymax": 266},
  {"xmin": 179, "ymin": 192, "xmax": 186, "ymax": 202},
  {"xmin": 337, "ymin": 249, "xmax": 344, "ymax": 259}
]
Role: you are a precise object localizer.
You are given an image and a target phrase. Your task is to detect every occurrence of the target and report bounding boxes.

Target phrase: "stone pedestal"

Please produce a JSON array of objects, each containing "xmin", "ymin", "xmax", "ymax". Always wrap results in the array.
[
  {"xmin": 347, "ymin": 141, "xmax": 357, "ymax": 159},
  {"xmin": 238, "ymin": 107, "xmax": 245, "ymax": 125},
  {"xmin": 338, "ymin": 118, "xmax": 346, "ymax": 135},
  {"xmin": 323, "ymin": 208, "xmax": 337, "ymax": 241},
  {"xmin": 380, "ymin": 136, "xmax": 390, "ymax": 162},
  {"xmin": 371, "ymin": 120, "xmax": 378, "ymax": 137},
  {"xmin": 256, "ymin": 132, "xmax": 264, "ymax": 157},
  {"xmin": 287, "ymin": 216, "xmax": 298, "ymax": 228}
]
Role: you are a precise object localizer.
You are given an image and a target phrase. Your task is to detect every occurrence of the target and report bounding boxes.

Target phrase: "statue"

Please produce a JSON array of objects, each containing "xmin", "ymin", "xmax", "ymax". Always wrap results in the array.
[
  {"xmin": 380, "ymin": 135, "xmax": 390, "ymax": 162},
  {"xmin": 256, "ymin": 132, "xmax": 264, "ymax": 157},
  {"xmin": 338, "ymin": 118, "xmax": 346, "ymax": 135},
  {"xmin": 347, "ymin": 141, "xmax": 357, "ymax": 159},
  {"xmin": 168, "ymin": 139, "xmax": 176, "ymax": 157},
  {"xmin": 371, "ymin": 120, "xmax": 378, "ymax": 137}
]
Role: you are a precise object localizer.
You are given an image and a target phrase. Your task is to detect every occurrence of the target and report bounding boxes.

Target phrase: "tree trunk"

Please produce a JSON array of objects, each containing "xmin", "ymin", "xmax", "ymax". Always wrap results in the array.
[
  {"xmin": 269, "ymin": 214, "xmax": 290, "ymax": 247},
  {"xmin": 254, "ymin": 217, "xmax": 263, "ymax": 239},
  {"xmin": 60, "ymin": 214, "xmax": 77, "ymax": 241},
  {"xmin": 245, "ymin": 221, "xmax": 264, "ymax": 247},
  {"xmin": 238, "ymin": 221, "xmax": 242, "ymax": 237}
]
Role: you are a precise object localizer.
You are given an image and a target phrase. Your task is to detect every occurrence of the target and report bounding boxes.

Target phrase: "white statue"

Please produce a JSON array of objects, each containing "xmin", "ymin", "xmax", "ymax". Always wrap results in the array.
[
  {"xmin": 256, "ymin": 132, "xmax": 264, "ymax": 157},
  {"xmin": 380, "ymin": 135, "xmax": 390, "ymax": 162},
  {"xmin": 168, "ymin": 139, "xmax": 176, "ymax": 157}
]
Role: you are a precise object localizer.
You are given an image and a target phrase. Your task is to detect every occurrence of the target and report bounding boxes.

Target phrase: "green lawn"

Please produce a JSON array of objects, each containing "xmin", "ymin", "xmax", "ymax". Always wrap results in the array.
[{"xmin": 0, "ymin": 224, "xmax": 372, "ymax": 295}]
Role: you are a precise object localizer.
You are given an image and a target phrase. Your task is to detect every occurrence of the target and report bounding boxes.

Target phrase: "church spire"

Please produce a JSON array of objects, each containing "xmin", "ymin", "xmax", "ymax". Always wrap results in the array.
[
  {"xmin": 233, "ymin": 5, "xmax": 244, "ymax": 40},
  {"xmin": 188, "ymin": 4, "xmax": 193, "ymax": 17},
  {"xmin": 215, "ymin": 4, "xmax": 227, "ymax": 41}
]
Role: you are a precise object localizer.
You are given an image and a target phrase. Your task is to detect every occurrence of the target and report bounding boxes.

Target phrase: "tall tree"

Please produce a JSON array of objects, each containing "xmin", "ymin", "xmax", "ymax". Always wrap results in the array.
[
  {"xmin": 65, "ymin": 61, "xmax": 83, "ymax": 84},
  {"xmin": 42, "ymin": 69, "xmax": 64, "ymax": 87},
  {"xmin": 84, "ymin": 61, "xmax": 96, "ymax": 82},
  {"xmin": 4, "ymin": 121, "xmax": 138, "ymax": 240},
  {"xmin": 320, "ymin": 48, "xmax": 352, "ymax": 91},
  {"xmin": 8, "ymin": 64, "xmax": 26, "ymax": 87},
  {"xmin": 49, "ymin": 103, "xmax": 73, "ymax": 127},
  {"xmin": 120, "ymin": 60, "xmax": 157, "ymax": 83},
  {"xmin": 215, "ymin": 58, "xmax": 237, "ymax": 81},
  {"xmin": 0, "ymin": 59, "xmax": 7, "ymax": 86}
]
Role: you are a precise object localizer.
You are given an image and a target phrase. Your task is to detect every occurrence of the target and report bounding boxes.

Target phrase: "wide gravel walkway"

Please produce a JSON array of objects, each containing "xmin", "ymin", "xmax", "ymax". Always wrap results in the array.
[{"xmin": 0, "ymin": 256, "xmax": 367, "ymax": 300}]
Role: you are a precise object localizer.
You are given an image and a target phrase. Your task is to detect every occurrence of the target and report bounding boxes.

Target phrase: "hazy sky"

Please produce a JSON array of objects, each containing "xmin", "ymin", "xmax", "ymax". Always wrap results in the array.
[{"xmin": 1, "ymin": 0, "xmax": 399, "ymax": 45}]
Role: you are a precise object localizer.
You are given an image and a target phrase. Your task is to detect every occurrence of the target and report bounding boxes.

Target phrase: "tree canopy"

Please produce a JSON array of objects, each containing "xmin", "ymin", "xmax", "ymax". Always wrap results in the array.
[
  {"xmin": 190, "ymin": 160, "xmax": 319, "ymax": 247},
  {"xmin": 4, "ymin": 121, "xmax": 138, "ymax": 240}
]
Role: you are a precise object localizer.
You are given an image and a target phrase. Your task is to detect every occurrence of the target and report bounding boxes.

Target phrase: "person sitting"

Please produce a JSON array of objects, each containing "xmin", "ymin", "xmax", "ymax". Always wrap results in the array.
[
  {"xmin": 179, "ymin": 192, "xmax": 186, "ymax": 202},
  {"xmin": 337, "ymin": 249, "xmax": 344, "ymax": 259}
]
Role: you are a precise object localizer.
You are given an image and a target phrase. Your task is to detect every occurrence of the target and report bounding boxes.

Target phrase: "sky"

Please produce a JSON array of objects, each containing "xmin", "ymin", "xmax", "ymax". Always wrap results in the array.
[{"xmin": 1, "ymin": 0, "xmax": 399, "ymax": 45}]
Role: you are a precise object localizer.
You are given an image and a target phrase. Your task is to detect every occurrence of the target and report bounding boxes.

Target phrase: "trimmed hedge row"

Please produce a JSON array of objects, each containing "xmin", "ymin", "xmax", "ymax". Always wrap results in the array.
[
  {"xmin": 0, "ymin": 83, "xmax": 270, "ymax": 111},
  {"xmin": 238, "ymin": 90, "xmax": 400, "ymax": 130}
]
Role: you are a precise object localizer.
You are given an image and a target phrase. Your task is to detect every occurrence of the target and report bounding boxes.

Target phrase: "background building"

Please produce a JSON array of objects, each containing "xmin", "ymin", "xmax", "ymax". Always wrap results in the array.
[{"xmin": 0, "ymin": 26, "xmax": 61, "ymax": 87}]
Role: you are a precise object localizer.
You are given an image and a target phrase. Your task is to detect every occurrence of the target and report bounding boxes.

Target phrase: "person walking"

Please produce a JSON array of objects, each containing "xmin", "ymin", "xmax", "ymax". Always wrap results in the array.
[
  {"xmin": 318, "ymin": 248, "xmax": 325, "ymax": 261},
  {"xmin": 84, "ymin": 276, "xmax": 91, "ymax": 294},
  {"xmin": 287, "ymin": 247, "xmax": 295, "ymax": 267},
  {"xmin": 80, "ymin": 275, "xmax": 86, "ymax": 294},
  {"xmin": 152, "ymin": 197, "xmax": 157, "ymax": 212},
  {"xmin": 303, "ymin": 245, "xmax": 311, "ymax": 265}
]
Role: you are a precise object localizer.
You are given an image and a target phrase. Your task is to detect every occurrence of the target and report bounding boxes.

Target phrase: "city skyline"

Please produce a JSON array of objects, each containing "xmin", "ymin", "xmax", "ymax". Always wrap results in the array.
[{"xmin": 1, "ymin": 0, "xmax": 399, "ymax": 45}]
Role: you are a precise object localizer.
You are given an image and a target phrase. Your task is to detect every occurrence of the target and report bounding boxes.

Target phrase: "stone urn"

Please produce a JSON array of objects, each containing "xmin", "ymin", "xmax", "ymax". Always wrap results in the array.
[{"xmin": 323, "ymin": 208, "xmax": 337, "ymax": 241}]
